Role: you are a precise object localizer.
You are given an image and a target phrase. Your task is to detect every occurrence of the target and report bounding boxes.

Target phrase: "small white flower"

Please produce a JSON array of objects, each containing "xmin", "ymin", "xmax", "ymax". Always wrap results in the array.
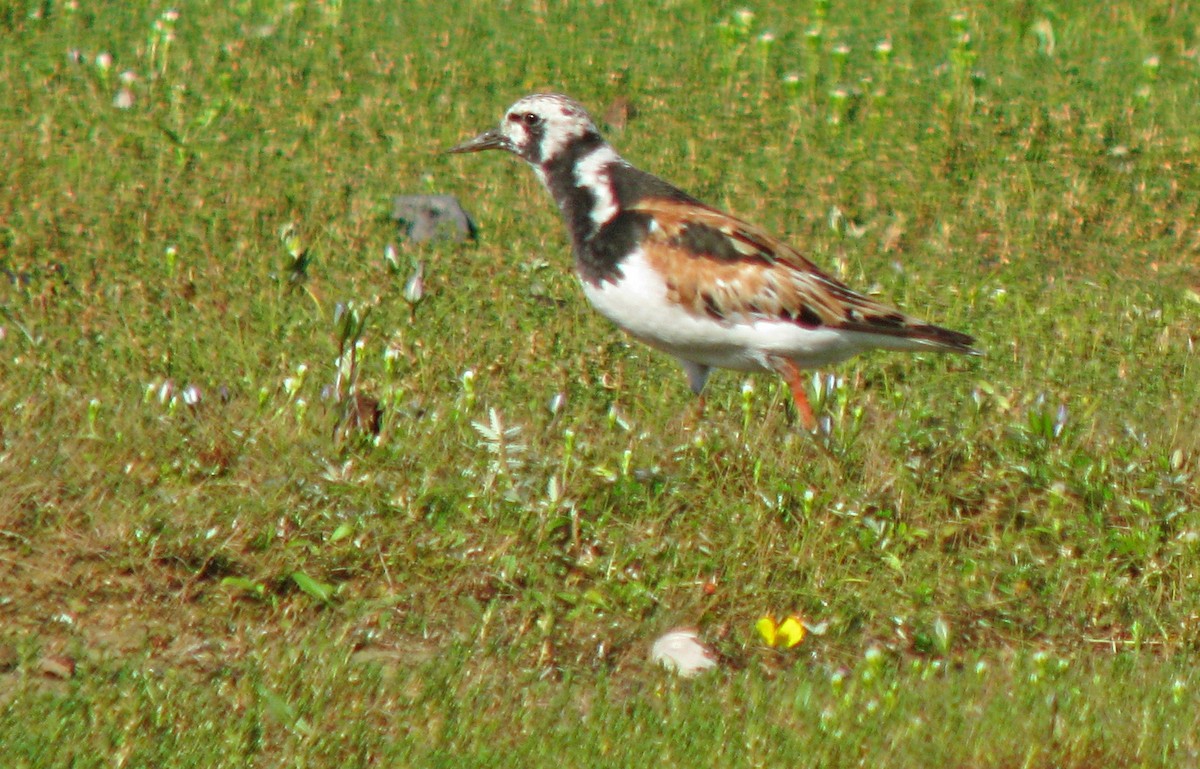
[
  {"xmin": 95, "ymin": 51, "xmax": 113, "ymax": 70},
  {"xmin": 113, "ymin": 88, "xmax": 134, "ymax": 109},
  {"xmin": 403, "ymin": 261, "xmax": 425, "ymax": 306},
  {"xmin": 650, "ymin": 628, "xmax": 717, "ymax": 677}
]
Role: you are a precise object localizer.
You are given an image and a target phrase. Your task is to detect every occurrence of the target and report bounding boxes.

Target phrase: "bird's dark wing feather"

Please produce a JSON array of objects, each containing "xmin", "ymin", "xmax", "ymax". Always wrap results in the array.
[{"xmin": 631, "ymin": 197, "xmax": 978, "ymax": 353}]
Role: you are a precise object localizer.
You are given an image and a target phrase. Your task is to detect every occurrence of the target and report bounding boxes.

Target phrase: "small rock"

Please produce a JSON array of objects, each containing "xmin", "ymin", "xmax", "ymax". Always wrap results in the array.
[
  {"xmin": 392, "ymin": 195, "xmax": 476, "ymax": 243},
  {"xmin": 602, "ymin": 96, "xmax": 635, "ymax": 131},
  {"xmin": 336, "ymin": 392, "xmax": 383, "ymax": 439},
  {"xmin": 0, "ymin": 644, "xmax": 17, "ymax": 673},
  {"xmin": 37, "ymin": 655, "xmax": 76, "ymax": 679}
]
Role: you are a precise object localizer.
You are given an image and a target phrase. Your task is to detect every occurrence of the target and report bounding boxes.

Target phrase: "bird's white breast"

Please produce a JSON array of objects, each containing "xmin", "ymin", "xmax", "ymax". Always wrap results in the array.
[{"xmin": 580, "ymin": 248, "xmax": 870, "ymax": 371}]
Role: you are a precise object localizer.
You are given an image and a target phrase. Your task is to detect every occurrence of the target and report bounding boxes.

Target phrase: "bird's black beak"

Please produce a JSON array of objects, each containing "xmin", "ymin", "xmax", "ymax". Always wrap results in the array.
[{"xmin": 446, "ymin": 128, "xmax": 509, "ymax": 154}]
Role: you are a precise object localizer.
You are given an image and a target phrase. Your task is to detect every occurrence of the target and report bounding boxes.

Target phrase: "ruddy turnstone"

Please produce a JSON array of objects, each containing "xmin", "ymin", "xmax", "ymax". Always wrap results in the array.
[{"xmin": 449, "ymin": 93, "xmax": 979, "ymax": 429}]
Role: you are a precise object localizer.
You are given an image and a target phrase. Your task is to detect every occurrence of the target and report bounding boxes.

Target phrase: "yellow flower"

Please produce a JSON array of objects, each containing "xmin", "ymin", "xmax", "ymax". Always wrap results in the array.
[{"xmin": 756, "ymin": 615, "xmax": 806, "ymax": 648}]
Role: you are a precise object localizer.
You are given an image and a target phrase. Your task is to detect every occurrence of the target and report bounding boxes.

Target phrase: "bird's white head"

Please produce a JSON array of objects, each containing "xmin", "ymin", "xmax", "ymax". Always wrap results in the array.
[{"xmin": 448, "ymin": 93, "xmax": 602, "ymax": 166}]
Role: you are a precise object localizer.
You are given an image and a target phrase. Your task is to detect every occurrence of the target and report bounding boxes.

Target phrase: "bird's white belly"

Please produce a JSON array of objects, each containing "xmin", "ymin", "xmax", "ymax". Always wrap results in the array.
[{"xmin": 579, "ymin": 250, "xmax": 863, "ymax": 371}]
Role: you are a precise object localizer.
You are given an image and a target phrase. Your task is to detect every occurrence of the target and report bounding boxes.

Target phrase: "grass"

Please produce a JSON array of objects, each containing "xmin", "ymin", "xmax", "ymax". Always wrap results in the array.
[{"xmin": 1, "ymin": 0, "xmax": 1199, "ymax": 765}]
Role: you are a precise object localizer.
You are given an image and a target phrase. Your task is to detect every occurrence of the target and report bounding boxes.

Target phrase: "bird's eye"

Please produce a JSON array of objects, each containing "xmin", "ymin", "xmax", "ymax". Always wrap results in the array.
[{"xmin": 521, "ymin": 112, "xmax": 541, "ymax": 127}]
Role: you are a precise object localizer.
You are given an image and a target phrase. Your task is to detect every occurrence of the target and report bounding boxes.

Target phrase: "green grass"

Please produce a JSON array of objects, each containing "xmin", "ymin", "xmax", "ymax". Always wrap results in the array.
[{"xmin": 2, "ymin": 0, "xmax": 1199, "ymax": 766}]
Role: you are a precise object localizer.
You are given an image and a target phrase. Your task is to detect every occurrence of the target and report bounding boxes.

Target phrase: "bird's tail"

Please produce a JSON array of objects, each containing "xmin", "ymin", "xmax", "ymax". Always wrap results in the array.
[{"xmin": 871, "ymin": 322, "xmax": 981, "ymax": 356}]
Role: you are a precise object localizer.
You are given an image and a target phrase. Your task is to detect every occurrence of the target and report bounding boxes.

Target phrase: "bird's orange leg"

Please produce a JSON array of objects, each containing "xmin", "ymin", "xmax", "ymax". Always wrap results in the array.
[{"xmin": 768, "ymin": 357, "xmax": 817, "ymax": 431}]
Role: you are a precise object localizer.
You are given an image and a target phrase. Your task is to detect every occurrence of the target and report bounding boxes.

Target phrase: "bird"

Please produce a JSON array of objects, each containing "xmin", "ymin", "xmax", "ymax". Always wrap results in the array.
[{"xmin": 448, "ymin": 93, "xmax": 979, "ymax": 429}]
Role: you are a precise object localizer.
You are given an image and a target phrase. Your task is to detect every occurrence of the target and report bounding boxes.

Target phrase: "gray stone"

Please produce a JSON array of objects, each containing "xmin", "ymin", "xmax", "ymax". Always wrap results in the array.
[{"xmin": 392, "ymin": 195, "xmax": 476, "ymax": 242}]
